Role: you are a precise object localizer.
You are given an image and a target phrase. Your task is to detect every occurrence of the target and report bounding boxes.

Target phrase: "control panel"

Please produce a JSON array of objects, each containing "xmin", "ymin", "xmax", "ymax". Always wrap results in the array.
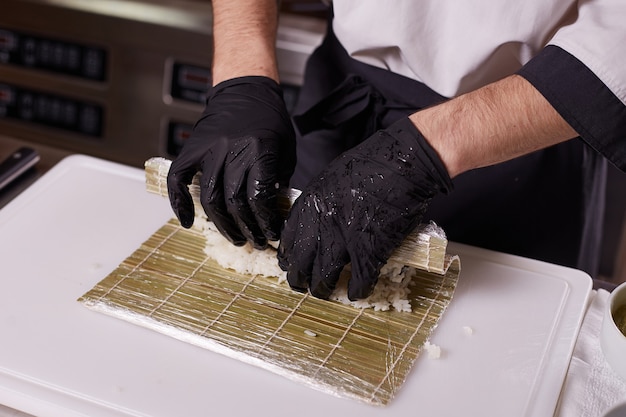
[
  {"xmin": 0, "ymin": 82, "xmax": 103, "ymax": 137},
  {"xmin": 0, "ymin": 0, "xmax": 324, "ymax": 167},
  {"xmin": 0, "ymin": 27, "xmax": 107, "ymax": 82},
  {"xmin": 169, "ymin": 62, "xmax": 211, "ymax": 105}
]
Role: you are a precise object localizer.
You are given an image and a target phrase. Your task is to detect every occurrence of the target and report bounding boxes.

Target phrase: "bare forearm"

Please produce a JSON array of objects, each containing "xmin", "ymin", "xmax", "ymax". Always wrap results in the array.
[
  {"xmin": 409, "ymin": 75, "xmax": 578, "ymax": 178},
  {"xmin": 211, "ymin": 0, "xmax": 280, "ymax": 85}
]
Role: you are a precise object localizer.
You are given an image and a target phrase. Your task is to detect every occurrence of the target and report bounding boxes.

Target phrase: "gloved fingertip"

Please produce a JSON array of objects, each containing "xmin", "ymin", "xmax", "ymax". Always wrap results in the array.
[
  {"xmin": 220, "ymin": 230, "xmax": 247, "ymax": 247},
  {"xmin": 277, "ymin": 257, "xmax": 288, "ymax": 272},
  {"xmin": 238, "ymin": 225, "xmax": 268, "ymax": 250},
  {"xmin": 264, "ymin": 228, "xmax": 280, "ymax": 242},
  {"xmin": 347, "ymin": 279, "xmax": 377, "ymax": 302},
  {"xmin": 289, "ymin": 285, "xmax": 308, "ymax": 294},
  {"xmin": 220, "ymin": 225, "xmax": 247, "ymax": 246},
  {"xmin": 172, "ymin": 206, "xmax": 194, "ymax": 229},
  {"xmin": 276, "ymin": 244, "xmax": 289, "ymax": 270},
  {"xmin": 179, "ymin": 215, "xmax": 194, "ymax": 229},
  {"xmin": 310, "ymin": 280, "xmax": 334, "ymax": 300},
  {"xmin": 251, "ymin": 238, "xmax": 268, "ymax": 251},
  {"xmin": 287, "ymin": 269, "xmax": 311, "ymax": 293},
  {"xmin": 210, "ymin": 214, "xmax": 249, "ymax": 247}
]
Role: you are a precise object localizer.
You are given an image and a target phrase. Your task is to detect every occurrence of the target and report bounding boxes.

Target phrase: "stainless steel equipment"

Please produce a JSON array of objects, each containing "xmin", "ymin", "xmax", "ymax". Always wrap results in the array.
[{"xmin": 0, "ymin": 0, "xmax": 325, "ymax": 167}]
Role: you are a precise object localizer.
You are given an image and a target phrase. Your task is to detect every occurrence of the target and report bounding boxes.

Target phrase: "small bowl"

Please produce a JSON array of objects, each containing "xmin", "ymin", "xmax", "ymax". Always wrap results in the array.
[{"xmin": 600, "ymin": 281, "xmax": 626, "ymax": 381}]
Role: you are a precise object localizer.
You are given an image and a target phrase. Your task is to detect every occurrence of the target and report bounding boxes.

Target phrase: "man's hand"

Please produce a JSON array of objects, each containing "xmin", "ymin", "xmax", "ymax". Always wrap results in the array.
[
  {"xmin": 167, "ymin": 76, "xmax": 295, "ymax": 249},
  {"xmin": 277, "ymin": 118, "xmax": 453, "ymax": 300}
]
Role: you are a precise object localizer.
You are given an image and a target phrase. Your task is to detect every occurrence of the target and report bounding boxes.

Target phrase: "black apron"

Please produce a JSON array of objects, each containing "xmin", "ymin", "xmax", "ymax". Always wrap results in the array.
[{"xmin": 289, "ymin": 24, "xmax": 607, "ymax": 277}]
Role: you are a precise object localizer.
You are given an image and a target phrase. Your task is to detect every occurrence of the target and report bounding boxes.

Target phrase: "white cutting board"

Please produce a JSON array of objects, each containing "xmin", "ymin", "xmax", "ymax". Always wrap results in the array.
[{"xmin": 0, "ymin": 155, "xmax": 591, "ymax": 417}]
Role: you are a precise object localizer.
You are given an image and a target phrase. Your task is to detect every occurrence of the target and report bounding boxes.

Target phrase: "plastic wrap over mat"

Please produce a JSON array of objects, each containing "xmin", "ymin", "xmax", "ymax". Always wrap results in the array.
[{"xmin": 77, "ymin": 159, "xmax": 461, "ymax": 406}]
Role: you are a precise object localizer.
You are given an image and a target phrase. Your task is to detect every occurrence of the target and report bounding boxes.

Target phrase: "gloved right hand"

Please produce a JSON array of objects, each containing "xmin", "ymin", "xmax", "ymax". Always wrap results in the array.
[
  {"xmin": 277, "ymin": 118, "xmax": 453, "ymax": 300},
  {"xmin": 167, "ymin": 76, "xmax": 296, "ymax": 249}
]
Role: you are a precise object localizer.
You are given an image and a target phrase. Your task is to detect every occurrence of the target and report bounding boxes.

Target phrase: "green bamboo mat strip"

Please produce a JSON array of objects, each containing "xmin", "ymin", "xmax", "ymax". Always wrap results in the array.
[{"xmin": 79, "ymin": 218, "xmax": 459, "ymax": 406}]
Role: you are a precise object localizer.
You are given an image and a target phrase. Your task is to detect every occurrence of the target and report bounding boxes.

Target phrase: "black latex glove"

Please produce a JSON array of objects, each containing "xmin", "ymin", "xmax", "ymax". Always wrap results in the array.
[
  {"xmin": 277, "ymin": 118, "xmax": 453, "ymax": 300},
  {"xmin": 167, "ymin": 76, "xmax": 296, "ymax": 249}
]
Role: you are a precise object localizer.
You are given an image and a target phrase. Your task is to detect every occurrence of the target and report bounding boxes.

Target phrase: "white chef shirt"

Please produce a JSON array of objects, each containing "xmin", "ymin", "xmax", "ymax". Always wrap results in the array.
[{"xmin": 332, "ymin": 0, "xmax": 626, "ymax": 104}]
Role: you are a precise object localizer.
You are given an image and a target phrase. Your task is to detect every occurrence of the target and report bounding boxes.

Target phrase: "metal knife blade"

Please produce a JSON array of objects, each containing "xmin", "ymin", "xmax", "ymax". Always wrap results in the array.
[{"xmin": 0, "ymin": 147, "xmax": 40, "ymax": 192}]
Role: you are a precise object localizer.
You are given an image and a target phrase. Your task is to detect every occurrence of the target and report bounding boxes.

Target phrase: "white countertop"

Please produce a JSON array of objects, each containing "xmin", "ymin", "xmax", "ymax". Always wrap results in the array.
[{"xmin": 0, "ymin": 154, "xmax": 622, "ymax": 417}]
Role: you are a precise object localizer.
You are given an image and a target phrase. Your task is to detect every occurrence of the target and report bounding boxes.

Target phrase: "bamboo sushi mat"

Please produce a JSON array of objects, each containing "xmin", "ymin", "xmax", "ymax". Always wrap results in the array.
[{"xmin": 79, "ymin": 218, "xmax": 460, "ymax": 406}]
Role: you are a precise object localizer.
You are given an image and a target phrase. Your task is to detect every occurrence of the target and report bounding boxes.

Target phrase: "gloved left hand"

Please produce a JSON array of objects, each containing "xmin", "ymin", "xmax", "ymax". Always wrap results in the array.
[
  {"xmin": 277, "ymin": 117, "xmax": 453, "ymax": 300},
  {"xmin": 167, "ymin": 76, "xmax": 295, "ymax": 249}
]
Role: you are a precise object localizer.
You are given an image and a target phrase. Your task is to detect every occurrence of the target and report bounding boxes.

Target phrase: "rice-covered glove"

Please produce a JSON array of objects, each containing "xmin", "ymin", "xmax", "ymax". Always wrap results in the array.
[
  {"xmin": 277, "ymin": 117, "xmax": 453, "ymax": 300},
  {"xmin": 167, "ymin": 76, "xmax": 296, "ymax": 249}
]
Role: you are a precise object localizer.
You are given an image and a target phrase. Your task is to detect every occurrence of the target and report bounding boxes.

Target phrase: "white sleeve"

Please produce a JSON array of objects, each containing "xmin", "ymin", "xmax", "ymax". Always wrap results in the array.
[{"xmin": 548, "ymin": 0, "xmax": 626, "ymax": 105}]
